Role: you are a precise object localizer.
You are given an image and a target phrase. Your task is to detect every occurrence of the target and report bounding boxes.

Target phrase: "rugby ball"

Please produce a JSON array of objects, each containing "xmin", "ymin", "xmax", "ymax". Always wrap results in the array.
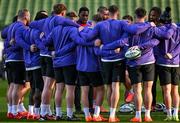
[
  {"xmin": 119, "ymin": 103, "xmax": 134, "ymax": 113},
  {"xmin": 125, "ymin": 47, "xmax": 141, "ymax": 60},
  {"xmin": 155, "ymin": 103, "xmax": 165, "ymax": 112},
  {"xmin": 141, "ymin": 105, "xmax": 145, "ymax": 113}
]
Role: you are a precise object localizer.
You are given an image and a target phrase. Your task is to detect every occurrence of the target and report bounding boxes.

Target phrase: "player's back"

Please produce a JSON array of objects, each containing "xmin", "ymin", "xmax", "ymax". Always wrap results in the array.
[
  {"xmin": 156, "ymin": 24, "xmax": 180, "ymax": 66},
  {"xmin": 97, "ymin": 19, "xmax": 126, "ymax": 45},
  {"xmin": 50, "ymin": 25, "xmax": 76, "ymax": 67},
  {"xmin": 6, "ymin": 21, "xmax": 24, "ymax": 61}
]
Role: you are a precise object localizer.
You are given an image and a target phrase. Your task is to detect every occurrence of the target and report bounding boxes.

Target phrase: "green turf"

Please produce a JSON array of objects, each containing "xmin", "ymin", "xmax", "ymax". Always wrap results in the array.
[{"xmin": 0, "ymin": 79, "xmax": 176, "ymax": 122}]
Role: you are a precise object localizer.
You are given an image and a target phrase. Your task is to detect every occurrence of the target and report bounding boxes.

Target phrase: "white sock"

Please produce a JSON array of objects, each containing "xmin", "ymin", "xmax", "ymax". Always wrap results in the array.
[
  {"xmin": 83, "ymin": 107, "xmax": 90, "ymax": 117},
  {"xmin": 145, "ymin": 109, "xmax": 151, "ymax": 118},
  {"xmin": 12, "ymin": 105, "xmax": 18, "ymax": 115},
  {"xmin": 173, "ymin": 108, "xmax": 178, "ymax": 117},
  {"xmin": 34, "ymin": 108, "xmax": 40, "ymax": 115},
  {"xmin": 18, "ymin": 103, "xmax": 27, "ymax": 112},
  {"xmin": 28, "ymin": 105, "xmax": 34, "ymax": 115},
  {"xmin": 40, "ymin": 104, "xmax": 48, "ymax": 116},
  {"xmin": 167, "ymin": 109, "xmax": 172, "ymax": 117},
  {"xmin": 135, "ymin": 111, "xmax": 141, "ymax": 118},
  {"xmin": 67, "ymin": 108, "xmax": 73, "ymax": 118},
  {"xmin": 7, "ymin": 104, "xmax": 12, "ymax": 113},
  {"xmin": 94, "ymin": 106, "xmax": 100, "ymax": 117},
  {"xmin": 110, "ymin": 108, "xmax": 116, "ymax": 118},
  {"xmin": 56, "ymin": 107, "xmax": 62, "ymax": 117},
  {"xmin": 47, "ymin": 105, "xmax": 52, "ymax": 115}
]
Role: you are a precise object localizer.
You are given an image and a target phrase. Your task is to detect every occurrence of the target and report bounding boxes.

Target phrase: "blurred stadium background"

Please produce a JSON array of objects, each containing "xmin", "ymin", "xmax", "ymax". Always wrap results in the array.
[{"xmin": 0, "ymin": 0, "xmax": 180, "ymax": 29}]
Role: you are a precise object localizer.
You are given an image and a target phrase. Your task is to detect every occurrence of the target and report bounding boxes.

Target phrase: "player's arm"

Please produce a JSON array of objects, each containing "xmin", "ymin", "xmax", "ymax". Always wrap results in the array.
[
  {"xmin": 138, "ymin": 38, "xmax": 159, "ymax": 50},
  {"xmin": 55, "ymin": 16, "xmax": 79, "ymax": 27},
  {"xmin": 6, "ymin": 44, "xmax": 22, "ymax": 52},
  {"xmin": 80, "ymin": 24, "xmax": 99, "ymax": 41},
  {"xmin": 1, "ymin": 26, "xmax": 9, "ymax": 39},
  {"xmin": 43, "ymin": 31, "xmax": 54, "ymax": 46},
  {"xmin": 169, "ymin": 42, "xmax": 180, "ymax": 58},
  {"xmin": 71, "ymin": 28, "xmax": 95, "ymax": 46},
  {"xmin": 2, "ymin": 27, "xmax": 10, "ymax": 53},
  {"xmin": 29, "ymin": 19, "xmax": 45, "ymax": 31},
  {"xmin": 123, "ymin": 21, "xmax": 152, "ymax": 35},
  {"xmin": 102, "ymin": 33, "xmax": 129, "ymax": 50},
  {"xmin": 33, "ymin": 30, "xmax": 45, "ymax": 50},
  {"xmin": 15, "ymin": 27, "xmax": 31, "ymax": 51},
  {"xmin": 55, "ymin": 42, "xmax": 77, "ymax": 57},
  {"xmin": 94, "ymin": 46, "xmax": 118, "ymax": 57},
  {"xmin": 3, "ymin": 40, "xmax": 8, "ymax": 54},
  {"xmin": 4, "ymin": 40, "xmax": 21, "ymax": 53},
  {"xmin": 4, "ymin": 36, "xmax": 21, "ymax": 52},
  {"xmin": 154, "ymin": 24, "xmax": 176, "ymax": 39}
]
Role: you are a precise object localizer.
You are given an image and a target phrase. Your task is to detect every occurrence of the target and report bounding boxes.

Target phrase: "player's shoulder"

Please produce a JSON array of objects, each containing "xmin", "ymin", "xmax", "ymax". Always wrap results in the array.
[
  {"xmin": 1, "ymin": 25, "xmax": 10, "ymax": 34},
  {"xmin": 57, "ymin": 25, "xmax": 76, "ymax": 33},
  {"xmin": 30, "ymin": 28, "xmax": 41, "ymax": 34},
  {"xmin": 54, "ymin": 15, "xmax": 68, "ymax": 22},
  {"xmin": 96, "ymin": 20, "xmax": 107, "ymax": 26},
  {"xmin": 111, "ymin": 19, "xmax": 127, "ymax": 23},
  {"xmin": 69, "ymin": 26, "xmax": 78, "ymax": 31},
  {"xmin": 16, "ymin": 24, "xmax": 27, "ymax": 32},
  {"xmin": 118, "ymin": 19, "xmax": 128, "ymax": 23},
  {"xmin": 106, "ymin": 19, "xmax": 128, "ymax": 26}
]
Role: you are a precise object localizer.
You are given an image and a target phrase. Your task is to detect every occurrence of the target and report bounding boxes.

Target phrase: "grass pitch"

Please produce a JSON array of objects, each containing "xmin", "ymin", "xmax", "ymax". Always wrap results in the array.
[{"xmin": 0, "ymin": 79, "xmax": 178, "ymax": 123}]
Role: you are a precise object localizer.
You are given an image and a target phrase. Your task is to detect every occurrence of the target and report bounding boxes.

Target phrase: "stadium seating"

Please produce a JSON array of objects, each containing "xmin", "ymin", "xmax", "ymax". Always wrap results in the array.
[{"xmin": 0, "ymin": 0, "xmax": 179, "ymax": 29}]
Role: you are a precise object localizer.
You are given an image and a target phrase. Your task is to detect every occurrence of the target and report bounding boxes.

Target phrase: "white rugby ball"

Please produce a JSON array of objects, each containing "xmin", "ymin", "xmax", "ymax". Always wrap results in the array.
[
  {"xmin": 119, "ymin": 103, "xmax": 134, "ymax": 113},
  {"xmin": 125, "ymin": 48, "xmax": 141, "ymax": 60}
]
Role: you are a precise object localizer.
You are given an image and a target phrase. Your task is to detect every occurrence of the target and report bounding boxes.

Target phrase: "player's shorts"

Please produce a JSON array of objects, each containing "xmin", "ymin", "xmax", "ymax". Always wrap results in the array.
[
  {"xmin": 40, "ymin": 56, "xmax": 54, "ymax": 78},
  {"xmin": 26, "ymin": 68, "xmax": 44, "ymax": 91},
  {"xmin": 102, "ymin": 60, "xmax": 125, "ymax": 84},
  {"xmin": 157, "ymin": 65, "xmax": 180, "ymax": 86},
  {"xmin": 78, "ymin": 71, "xmax": 103, "ymax": 87},
  {"xmin": 5, "ymin": 61, "xmax": 25, "ymax": 85},
  {"xmin": 5, "ymin": 62, "xmax": 13, "ymax": 84},
  {"xmin": 128, "ymin": 64, "xmax": 155, "ymax": 85},
  {"xmin": 54, "ymin": 65, "xmax": 77, "ymax": 85}
]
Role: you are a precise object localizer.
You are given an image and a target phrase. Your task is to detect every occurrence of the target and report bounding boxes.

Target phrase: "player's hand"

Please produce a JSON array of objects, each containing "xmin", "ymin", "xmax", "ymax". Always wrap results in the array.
[
  {"xmin": 114, "ymin": 48, "xmax": 121, "ymax": 53},
  {"xmin": 9, "ymin": 38, "xmax": 15, "ymax": 45},
  {"xmin": 100, "ymin": 45, "xmax": 104, "ymax": 49},
  {"xmin": 150, "ymin": 22, "xmax": 156, "ymax": 27},
  {"xmin": 51, "ymin": 51, "xmax": 55, "ymax": 58},
  {"xmin": 94, "ymin": 39, "xmax": 101, "ymax": 47},
  {"xmin": 165, "ymin": 53, "xmax": 173, "ymax": 59},
  {"xmin": 39, "ymin": 32, "xmax": 45, "ymax": 39},
  {"xmin": 129, "ymin": 46, "xmax": 139, "ymax": 50},
  {"xmin": 172, "ymin": 23, "xmax": 177, "ymax": 27},
  {"xmin": 78, "ymin": 26, "xmax": 84, "ymax": 32},
  {"xmin": 3, "ymin": 54, "xmax": 6, "ymax": 59},
  {"xmin": 30, "ymin": 44, "xmax": 37, "ymax": 52}
]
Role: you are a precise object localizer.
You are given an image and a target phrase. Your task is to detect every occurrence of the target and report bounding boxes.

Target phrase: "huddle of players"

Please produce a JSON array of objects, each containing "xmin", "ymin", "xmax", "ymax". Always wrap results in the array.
[{"xmin": 1, "ymin": 2, "xmax": 180, "ymax": 122}]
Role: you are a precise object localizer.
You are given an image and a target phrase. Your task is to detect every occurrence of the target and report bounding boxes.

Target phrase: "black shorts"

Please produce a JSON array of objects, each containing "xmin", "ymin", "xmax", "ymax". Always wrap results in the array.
[
  {"xmin": 179, "ymin": 67, "xmax": 180, "ymax": 80},
  {"xmin": 128, "ymin": 64, "xmax": 155, "ymax": 85},
  {"xmin": 78, "ymin": 71, "xmax": 104, "ymax": 87},
  {"xmin": 54, "ymin": 65, "xmax": 77, "ymax": 85},
  {"xmin": 40, "ymin": 56, "xmax": 54, "ymax": 78},
  {"xmin": 26, "ymin": 68, "xmax": 44, "ymax": 91},
  {"xmin": 5, "ymin": 62, "xmax": 13, "ymax": 84},
  {"xmin": 5, "ymin": 61, "xmax": 25, "ymax": 85},
  {"xmin": 102, "ymin": 60, "xmax": 125, "ymax": 84},
  {"xmin": 158, "ymin": 65, "xmax": 180, "ymax": 86}
]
